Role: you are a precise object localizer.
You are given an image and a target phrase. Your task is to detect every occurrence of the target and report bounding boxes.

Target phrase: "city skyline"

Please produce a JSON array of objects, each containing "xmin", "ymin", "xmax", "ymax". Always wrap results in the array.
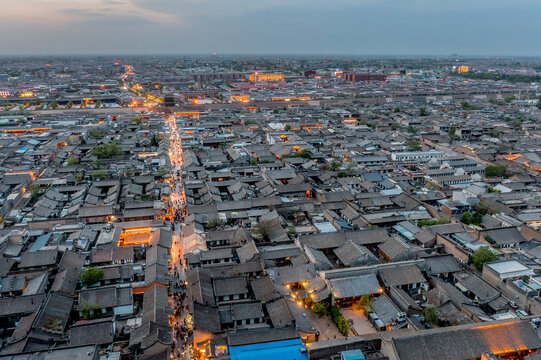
[{"xmin": 1, "ymin": 0, "xmax": 540, "ymax": 56}]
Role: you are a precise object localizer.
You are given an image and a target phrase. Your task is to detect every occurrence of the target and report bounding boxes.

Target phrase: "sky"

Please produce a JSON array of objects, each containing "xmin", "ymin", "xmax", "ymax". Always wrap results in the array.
[{"xmin": 0, "ymin": 0, "xmax": 540, "ymax": 56}]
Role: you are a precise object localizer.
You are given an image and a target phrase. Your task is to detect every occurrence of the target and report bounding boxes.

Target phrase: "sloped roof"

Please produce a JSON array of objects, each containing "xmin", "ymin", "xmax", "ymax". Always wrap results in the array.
[
  {"xmin": 379, "ymin": 264, "xmax": 426, "ymax": 287},
  {"xmin": 391, "ymin": 320, "xmax": 541, "ymax": 360}
]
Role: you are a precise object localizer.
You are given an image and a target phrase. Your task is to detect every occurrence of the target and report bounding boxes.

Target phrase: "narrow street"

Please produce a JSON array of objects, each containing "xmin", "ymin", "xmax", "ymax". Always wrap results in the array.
[{"xmin": 163, "ymin": 113, "xmax": 191, "ymax": 360}]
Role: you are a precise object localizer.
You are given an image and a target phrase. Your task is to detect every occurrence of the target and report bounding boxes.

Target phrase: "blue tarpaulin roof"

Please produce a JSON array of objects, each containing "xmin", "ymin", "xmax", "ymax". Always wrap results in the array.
[
  {"xmin": 341, "ymin": 349, "xmax": 366, "ymax": 360},
  {"xmin": 229, "ymin": 339, "xmax": 308, "ymax": 360},
  {"xmin": 29, "ymin": 233, "xmax": 51, "ymax": 252}
]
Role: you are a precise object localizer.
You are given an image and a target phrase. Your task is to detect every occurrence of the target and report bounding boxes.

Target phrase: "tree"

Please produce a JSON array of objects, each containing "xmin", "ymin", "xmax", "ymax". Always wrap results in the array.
[
  {"xmin": 354, "ymin": 295, "xmax": 374, "ymax": 313},
  {"xmin": 95, "ymin": 100, "xmax": 102, "ymax": 108},
  {"xmin": 293, "ymin": 149, "xmax": 312, "ymax": 158},
  {"xmin": 336, "ymin": 316, "xmax": 349, "ymax": 336},
  {"xmin": 66, "ymin": 101, "xmax": 73, "ymax": 109},
  {"xmin": 80, "ymin": 267, "xmax": 104, "ymax": 287},
  {"xmin": 461, "ymin": 211, "xmax": 472, "ymax": 225},
  {"xmin": 471, "ymin": 247, "xmax": 499, "ymax": 271},
  {"xmin": 312, "ymin": 302, "xmax": 327, "ymax": 317},
  {"xmin": 288, "ymin": 226, "xmax": 296, "ymax": 235},
  {"xmin": 91, "ymin": 170, "xmax": 107, "ymax": 180},
  {"xmin": 461, "ymin": 101, "xmax": 478, "ymax": 111},
  {"xmin": 393, "ymin": 107, "xmax": 400, "ymax": 113},
  {"xmin": 284, "ymin": 125, "xmax": 291, "ymax": 131},
  {"xmin": 66, "ymin": 157, "xmax": 78, "ymax": 165},
  {"xmin": 422, "ymin": 306, "xmax": 439, "ymax": 325},
  {"xmin": 405, "ymin": 141, "xmax": 422, "ymax": 152},
  {"xmin": 28, "ymin": 184, "xmax": 43, "ymax": 201},
  {"xmin": 75, "ymin": 173, "xmax": 84, "ymax": 183},
  {"xmin": 329, "ymin": 307, "xmax": 349, "ymax": 336},
  {"xmin": 207, "ymin": 216, "xmax": 223, "ymax": 230},
  {"xmin": 407, "ymin": 126, "xmax": 419, "ymax": 135},
  {"xmin": 253, "ymin": 220, "xmax": 273, "ymax": 241},
  {"xmin": 156, "ymin": 166, "xmax": 170, "ymax": 178},
  {"xmin": 79, "ymin": 302, "xmax": 101, "ymax": 320},
  {"xmin": 330, "ymin": 159, "xmax": 342, "ymax": 171},
  {"xmin": 419, "ymin": 107, "xmax": 428, "ymax": 116},
  {"xmin": 249, "ymin": 158, "xmax": 258, "ymax": 165},
  {"xmin": 88, "ymin": 129, "xmax": 103, "ymax": 139},
  {"xmin": 49, "ymin": 101, "xmax": 58, "ymax": 109},
  {"xmin": 141, "ymin": 193, "xmax": 153, "ymax": 201},
  {"xmin": 472, "ymin": 212, "xmax": 483, "ymax": 226},
  {"xmin": 487, "ymin": 185, "xmax": 500, "ymax": 193},
  {"xmin": 133, "ymin": 117, "xmax": 143, "ymax": 125},
  {"xmin": 150, "ymin": 135, "xmax": 160, "ymax": 147},
  {"xmin": 504, "ymin": 96, "xmax": 516, "ymax": 103},
  {"xmin": 90, "ymin": 160, "xmax": 104, "ymax": 169},
  {"xmin": 93, "ymin": 143, "xmax": 122, "ymax": 158},
  {"xmin": 485, "ymin": 165, "xmax": 507, "ymax": 178}
]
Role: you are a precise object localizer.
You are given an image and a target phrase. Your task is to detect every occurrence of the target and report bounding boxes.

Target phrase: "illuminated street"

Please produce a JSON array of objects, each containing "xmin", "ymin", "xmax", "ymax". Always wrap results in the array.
[{"xmin": 164, "ymin": 113, "xmax": 191, "ymax": 360}]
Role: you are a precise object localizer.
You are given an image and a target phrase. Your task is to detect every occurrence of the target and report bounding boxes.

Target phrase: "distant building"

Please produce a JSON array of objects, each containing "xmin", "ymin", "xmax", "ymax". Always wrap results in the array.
[
  {"xmin": 163, "ymin": 95, "xmax": 175, "ymax": 107},
  {"xmin": 343, "ymin": 73, "xmax": 386, "ymax": 82}
]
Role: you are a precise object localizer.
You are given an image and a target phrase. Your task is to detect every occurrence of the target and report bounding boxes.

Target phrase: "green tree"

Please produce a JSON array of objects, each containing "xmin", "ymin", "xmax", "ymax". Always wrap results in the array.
[
  {"xmin": 417, "ymin": 217, "xmax": 450, "ymax": 227},
  {"xmin": 284, "ymin": 125, "xmax": 291, "ymax": 131},
  {"xmin": 28, "ymin": 184, "xmax": 43, "ymax": 201},
  {"xmin": 79, "ymin": 302, "xmax": 101, "ymax": 320},
  {"xmin": 422, "ymin": 306, "xmax": 439, "ymax": 325},
  {"xmin": 419, "ymin": 107, "xmax": 428, "ymax": 116},
  {"xmin": 504, "ymin": 96, "xmax": 516, "ymax": 103},
  {"xmin": 393, "ymin": 107, "xmax": 400, "ymax": 113},
  {"xmin": 405, "ymin": 141, "xmax": 422, "ymax": 152},
  {"xmin": 133, "ymin": 117, "xmax": 143, "ymax": 125},
  {"xmin": 80, "ymin": 267, "xmax": 104, "ymax": 286},
  {"xmin": 88, "ymin": 129, "xmax": 103, "ymax": 139},
  {"xmin": 461, "ymin": 211, "xmax": 472, "ymax": 225},
  {"xmin": 330, "ymin": 159, "xmax": 342, "ymax": 171},
  {"xmin": 354, "ymin": 295, "xmax": 374, "ymax": 313},
  {"xmin": 141, "ymin": 193, "xmax": 153, "ymax": 201},
  {"xmin": 93, "ymin": 143, "xmax": 122, "ymax": 158},
  {"xmin": 75, "ymin": 173, "xmax": 84, "ymax": 183},
  {"xmin": 471, "ymin": 247, "xmax": 499, "ymax": 271},
  {"xmin": 90, "ymin": 160, "xmax": 104, "ymax": 169},
  {"xmin": 336, "ymin": 316, "xmax": 349, "ymax": 336},
  {"xmin": 407, "ymin": 126, "xmax": 419, "ymax": 135},
  {"xmin": 249, "ymin": 158, "xmax": 258, "ymax": 165},
  {"xmin": 156, "ymin": 166, "xmax": 170, "ymax": 178},
  {"xmin": 66, "ymin": 101, "xmax": 73, "ymax": 109},
  {"xmin": 293, "ymin": 149, "xmax": 312, "ymax": 158},
  {"xmin": 49, "ymin": 101, "xmax": 58, "ymax": 109},
  {"xmin": 312, "ymin": 302, "xmax": 327, "ymax": 317},
  {"xmin": 66, "ymin": 157, "xmax": 78, "ymax": 165},
  {"xmin": 472, "ymin": 212, "xmax": 483, "ymax": 226},
  {"xmin": 485, "ymin": 165, "xmax": 507, "ymax": 178},
  {"xmin": 91, "ymin": 170, "xmax": 107, "ymax": 180}
]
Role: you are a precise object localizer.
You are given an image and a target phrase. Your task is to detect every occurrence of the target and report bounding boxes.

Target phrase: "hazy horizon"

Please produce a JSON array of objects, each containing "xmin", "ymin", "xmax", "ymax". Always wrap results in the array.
[{"xmin": 1, "ymin": 0, "xmax": 540, "ymax": 56}]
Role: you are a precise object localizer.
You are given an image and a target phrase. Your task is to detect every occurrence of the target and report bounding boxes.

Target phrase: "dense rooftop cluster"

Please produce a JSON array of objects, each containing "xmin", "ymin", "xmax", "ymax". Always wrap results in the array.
[{"xmin": 0, "ymin": 56, "xmax": 541, "ymax": 360}]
